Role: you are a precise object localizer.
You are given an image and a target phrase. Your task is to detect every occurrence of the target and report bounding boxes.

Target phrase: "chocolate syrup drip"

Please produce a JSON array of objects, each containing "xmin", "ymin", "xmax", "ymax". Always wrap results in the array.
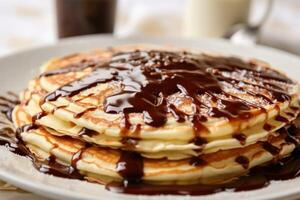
[
  {"xmin": 291, "ymin": 106, "xmax": 299, "ymax": 111},
  {"xmin": 189, "ymin": 156, "xmax": 207, "ymax": 166},
  {"xmin": 262, "ymin": 142, "xmax": 280, "ymax": 156},
  {"xmin": 0, "ymin": 135, "xmax": 30, "ymax": 157},
  {"xmin": 16, "ymin": 124, "xmax": 39, "ymax": 134},
  {"xmin": 0, "ymin": 92, "xmax": 20, "ymax": 120},
  {"xmin": 42, "ymin": 51, "xmax": 293, "ymax": 132},
  {"xmin": 192, "ymin": 137, "xmax": 207, "ymax": 147},
  {"xmin": 277, "ymin": 126, "xmax": 288, "ymax": 134},
  {"xmin": 116, "ymin": 151, "xmax": 143, "ymax": 183},
  {"xmin": 78, "ymin": 128, "xmax": 98, "ymax": 137},
  {"xmin": 32, "ymin": 111, "xmax": 46, "ymax": 123},
  {"xmin": 235, "ymin": 156, "xmax": 250, "ymax": 169},
  {"xmin": 44, "ymin": 68, "xmax": 116, "ymax": 102},
  {"xmin": 71, "ymin": 150, "xmax": 84, "ymax": 168},
  {"xmin": 0, "ymin": 94, "xmax": 28, "ymax": 156},
  {"xmin": 232, "ymin": 133, "xmax": 247, "ymax": 145},
  {"xmin": 275, "ymin": 115, "xmax": 289, "ymax": 123},
  {"xmin": 285, "ymin": 116, "xmax": 300, "ymax": 145},
  {"xmin": 263, "ymin": 123, "xmax": 273, "ymax": 131},
  {"xmin": 35, "ymin": 155, "xmax": 84, "ymax": 179},
  {"xmin": 71, "ymin": 144, "xmax": 91, "ymax": 169},
  {"xmin": 286, "ymin": 112, "xmax": 295, "ymax": 117}
]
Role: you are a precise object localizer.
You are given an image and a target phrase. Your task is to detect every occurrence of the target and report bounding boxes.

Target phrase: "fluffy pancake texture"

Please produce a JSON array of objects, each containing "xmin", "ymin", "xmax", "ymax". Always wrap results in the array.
[{"xmin": 11, "ymin": 44, "xmax": 300, "ymax": 185}]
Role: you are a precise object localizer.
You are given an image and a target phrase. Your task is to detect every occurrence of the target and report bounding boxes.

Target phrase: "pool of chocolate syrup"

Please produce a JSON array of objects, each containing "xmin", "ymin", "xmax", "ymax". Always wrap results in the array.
[{"xmin": 1, "ymin": 50, "xmax": 300, "ymax": 196}]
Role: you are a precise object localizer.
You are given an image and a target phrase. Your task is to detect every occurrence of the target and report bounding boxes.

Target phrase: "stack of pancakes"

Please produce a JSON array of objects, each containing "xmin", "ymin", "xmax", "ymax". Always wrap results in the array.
[{"xmin": 12, "ymin": 45, "xmax": 300, "ymax": 185}]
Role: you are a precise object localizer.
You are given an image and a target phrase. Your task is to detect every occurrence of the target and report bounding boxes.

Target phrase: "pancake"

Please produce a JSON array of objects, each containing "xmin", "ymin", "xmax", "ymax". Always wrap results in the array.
[
  {"xmin": 16, "ymin": 45, "xmax": 300, "ymax": 151},
  {"xmin": 2, "ymin": 44, "xmax": 300, "ymax": 194},
  {"xmin": 11, "ymin": 104, "xmax": 296, "ymax": 184},
  {"xmin": 21, "ymin": 46, "xmax": 299, "ymax": 141},
  {"xmin": 20, "ymin": 96, "xmax": 299, "ymax": 158}
]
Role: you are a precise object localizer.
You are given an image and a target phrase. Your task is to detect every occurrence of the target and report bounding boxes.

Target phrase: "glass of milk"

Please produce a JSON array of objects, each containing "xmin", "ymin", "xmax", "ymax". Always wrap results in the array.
[{"xmin": 184, "ymin": 0, "xmax": 272, "ymax": 38}]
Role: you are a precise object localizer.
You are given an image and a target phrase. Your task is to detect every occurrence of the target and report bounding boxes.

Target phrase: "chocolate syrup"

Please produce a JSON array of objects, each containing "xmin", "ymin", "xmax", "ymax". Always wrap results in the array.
[
  {"xmin": 263, "ymin": 123, "xmax": 273, "ymax": 131},
  {"xmin": 189, "ymin": 156, "xmax": 207, "ymax": 166},
  {"xmin": 71, "ymin": 144, "xmax": 91, "ymax": 169},
  {"xmin": 78, "ymin": 127, "xmax": 98, "ymax": 137},
  {"xmin": 1, "ymin": 50, "xmax": 300, "ymax": 196},
  {"xmin": 51, "ymin": 105, "xmax": 68, "ymax": 114},
  {"xmin": 2, "ymin": 98, "xmax": 300, "ymax": 195},
  {"xmin": 262, "ymin": 142, "xmax": 280, "ymax": 156},
  {"xmin": 106, "ymin": 148, "xmax": 300, "ymax": 195},
  {"xmin": 235, "ymin": 156, "xmax": 250, "ymax": 169},
  {"xmin": 233, "ymin": 133, "xmax": 247, "ymax": 145},
  {"xmin": 0, "ymin": 92, "xmax": 20, "ymax": 120},
  {"xmin": 106, "ymin": 173, "xmax": 268, "ymax": 195},
  {"xmin": 43, "ymin": 51, "xmax": 293, "ymax": 133},
  {"xmin": 16, "ymin": 124, "xmax": 39, "ymax": 134},
  {"xmin": 108, "ymin": 140, "xmax": 300, "ymax": 196},
  {"xmin": 286, "ymin": 112, "xmax": 295, "ymax": 117},
  {"xmin": 192, "ymin": 136, "xmax": 207, "ymax": 147},
  {"xmin": 116, "ymin": 151, "xmax": 143, "ymax": 183},
  {"xmin": 32, "ymin": 111, "xmax": 46, "ymax": 123},
  {"xmin": 275, "ymin": 115, "xmax": 289, "ymax": 123},
  {"xmin": 0, "ymin": 136, "xmax": 29, "ymax": 157},
  {"xmin": 35, "ymin": 155, "xmax": 84, "ymax": 179}
]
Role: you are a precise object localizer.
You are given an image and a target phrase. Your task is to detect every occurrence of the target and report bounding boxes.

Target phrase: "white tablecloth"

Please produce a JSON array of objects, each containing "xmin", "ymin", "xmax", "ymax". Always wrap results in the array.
[{"xmin": 0, "ymin": 0, "xmax": 300, "ymax": 55}]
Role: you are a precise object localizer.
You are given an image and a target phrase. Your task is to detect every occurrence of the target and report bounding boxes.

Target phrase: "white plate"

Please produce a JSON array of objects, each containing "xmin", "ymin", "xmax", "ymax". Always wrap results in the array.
[{"xmin": 1, "ymin": 35, "xmax": 300, "ymax": 200}]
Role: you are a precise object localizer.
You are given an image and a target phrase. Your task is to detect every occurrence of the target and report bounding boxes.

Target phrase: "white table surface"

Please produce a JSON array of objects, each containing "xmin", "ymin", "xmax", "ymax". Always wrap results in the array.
[{"xmin": 0, "ymin": 0, "xmax": 300, "ymax": 56}]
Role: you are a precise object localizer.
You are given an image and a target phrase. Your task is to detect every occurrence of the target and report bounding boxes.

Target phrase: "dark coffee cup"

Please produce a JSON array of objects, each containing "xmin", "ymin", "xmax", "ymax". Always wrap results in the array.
[{"xmin": 56, "ymin": 0, "xmax": 117, "ymax": 38}]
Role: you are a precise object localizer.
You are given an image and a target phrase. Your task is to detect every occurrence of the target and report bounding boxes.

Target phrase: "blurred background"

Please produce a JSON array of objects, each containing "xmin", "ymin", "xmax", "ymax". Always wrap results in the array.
[{"xmin": 0, "ymin": 0, "xmax": 299, "ymax": 56}]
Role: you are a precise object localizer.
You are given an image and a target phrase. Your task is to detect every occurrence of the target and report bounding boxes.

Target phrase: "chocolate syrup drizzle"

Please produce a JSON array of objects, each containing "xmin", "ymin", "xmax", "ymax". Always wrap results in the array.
[
  {"xmin": 263, "ymin": 123, "xmax": 273, "ymax": 131},
  {"xmin": 1, "ymin": 50, "xmax": 300, "ymax": 196},
  {"xmin": 116, "ymin": 151, "xmax": 144, "ymax": 183},
  {"xmin": 262, "ymin": 141, "xmax": 281, "ymax": 156},
  {"xmin": 233, "ymin": 133, "xmax": 247, "ymax": 145},
  {"xmin": 0, "ymin": 92, "xmax": 20, "ymax": 120},
  {"xmin": 235, "ymin": 156, "xmax": 250, "ymax": 169},
  {"xmin": 43, "ymin": 50, "xmax": 292, "ymax": 132}
]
